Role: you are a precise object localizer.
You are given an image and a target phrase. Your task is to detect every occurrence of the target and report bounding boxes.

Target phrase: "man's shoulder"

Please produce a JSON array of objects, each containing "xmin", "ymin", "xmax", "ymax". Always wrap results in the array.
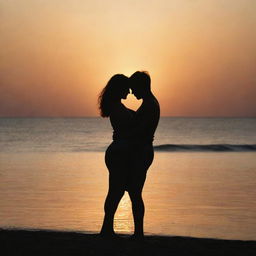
[
  {"xmin": 140, "ymin": 97, "xmax": 159, "ymax": 117},
  {"xmin": 149, "ymin": 95, "xmax": 160, "ymax": 110}
]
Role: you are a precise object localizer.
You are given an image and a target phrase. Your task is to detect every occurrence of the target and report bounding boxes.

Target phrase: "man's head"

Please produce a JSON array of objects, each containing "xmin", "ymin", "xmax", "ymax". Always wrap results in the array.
[{"xmin": 129, "ymin": 71, "xmax": 151, "ymax": 99}]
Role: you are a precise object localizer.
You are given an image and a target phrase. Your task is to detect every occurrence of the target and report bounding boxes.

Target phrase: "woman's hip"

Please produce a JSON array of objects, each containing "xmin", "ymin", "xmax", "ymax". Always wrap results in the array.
[{"xmin": 104, "ymin": 142, "xmax": 154, "ymax": 171}]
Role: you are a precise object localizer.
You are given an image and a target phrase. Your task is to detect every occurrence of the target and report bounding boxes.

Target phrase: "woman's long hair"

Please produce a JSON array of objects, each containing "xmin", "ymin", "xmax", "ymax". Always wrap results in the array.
[{"xmin": 98, "ymin": 74, "xmax": 129, "ymax": 117}]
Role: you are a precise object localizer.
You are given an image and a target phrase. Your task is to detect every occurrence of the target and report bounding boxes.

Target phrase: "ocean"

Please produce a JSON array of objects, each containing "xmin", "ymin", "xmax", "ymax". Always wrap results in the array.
[{"xmin": 0, "ymin": 117, "xmax": 256, "ymax": 240}]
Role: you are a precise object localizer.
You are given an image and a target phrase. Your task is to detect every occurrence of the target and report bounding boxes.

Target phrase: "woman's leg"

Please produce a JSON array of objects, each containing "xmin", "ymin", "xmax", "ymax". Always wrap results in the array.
[
  {"xmin": 100, "ymin": 173, "xmax": 125, "ymax": 236},
  {"xmin": 100, "ymin": 143, "xmax": 127, "ymax": 236}
]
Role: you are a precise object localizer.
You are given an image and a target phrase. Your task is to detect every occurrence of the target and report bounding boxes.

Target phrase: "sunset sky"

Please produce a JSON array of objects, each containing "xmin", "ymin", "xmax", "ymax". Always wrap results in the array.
[{"xmin": 1, "ymin": 0, "xmax": 256, "ymax": 117}]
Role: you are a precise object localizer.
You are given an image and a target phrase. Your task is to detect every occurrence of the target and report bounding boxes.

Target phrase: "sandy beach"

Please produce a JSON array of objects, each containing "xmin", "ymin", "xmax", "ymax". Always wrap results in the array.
[{"xmin": 1, "ymin": 228, "xmax": 256, "ymax": 256}]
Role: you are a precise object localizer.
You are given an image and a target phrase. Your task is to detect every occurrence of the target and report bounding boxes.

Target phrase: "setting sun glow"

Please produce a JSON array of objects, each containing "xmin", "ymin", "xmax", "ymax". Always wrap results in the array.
[{"xmin": 1, "ymin": 0, "xmax": 255, "ymax": 117}]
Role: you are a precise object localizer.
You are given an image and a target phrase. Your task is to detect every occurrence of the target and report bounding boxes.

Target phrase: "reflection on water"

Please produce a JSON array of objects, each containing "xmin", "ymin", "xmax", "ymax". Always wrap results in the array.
[
  {"xmin": 114, "ymin": 193, "xmax": 133, "ymax": 233},
  {"xmin": 0, "ymin": 152, "xmax": 256, "ymax": 240}
]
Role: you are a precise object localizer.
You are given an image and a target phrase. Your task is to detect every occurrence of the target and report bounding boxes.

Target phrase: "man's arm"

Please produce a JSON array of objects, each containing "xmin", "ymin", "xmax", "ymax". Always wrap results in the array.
[{"xmin": 129, "ymin": 103, "xmax": 159, "ymax": 138}]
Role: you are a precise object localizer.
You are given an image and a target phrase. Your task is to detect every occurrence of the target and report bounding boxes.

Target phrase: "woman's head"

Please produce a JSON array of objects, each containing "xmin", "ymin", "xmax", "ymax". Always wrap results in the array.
[{"xmin": 98, "ymin": 74, "xmax": 129, "ymax": 117}]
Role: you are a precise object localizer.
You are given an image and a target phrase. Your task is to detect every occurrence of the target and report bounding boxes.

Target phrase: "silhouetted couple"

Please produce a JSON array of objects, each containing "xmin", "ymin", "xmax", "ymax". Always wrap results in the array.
[{"xmin": 98, "ymin": 71, "xmax": 160, "ymax": 239}]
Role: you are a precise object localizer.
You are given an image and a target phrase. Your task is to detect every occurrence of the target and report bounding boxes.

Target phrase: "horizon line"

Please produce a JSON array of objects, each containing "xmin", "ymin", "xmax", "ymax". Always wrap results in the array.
[{"xmin": 0, "ymin": 116, "xmax": 255, "ymax": 118}]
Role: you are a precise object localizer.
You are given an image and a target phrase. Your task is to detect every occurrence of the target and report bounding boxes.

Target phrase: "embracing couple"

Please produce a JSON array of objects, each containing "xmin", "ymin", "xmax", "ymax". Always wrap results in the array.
[{"xmin": 98, "ymin": 71, "xmax": 160, "ymax": 239}]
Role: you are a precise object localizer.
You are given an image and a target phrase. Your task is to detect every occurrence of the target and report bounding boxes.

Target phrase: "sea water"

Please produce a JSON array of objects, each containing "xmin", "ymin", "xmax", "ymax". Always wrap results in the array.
[{"xmin": 0, "ymin": 117, "xmax": 256, "ymax": 240}]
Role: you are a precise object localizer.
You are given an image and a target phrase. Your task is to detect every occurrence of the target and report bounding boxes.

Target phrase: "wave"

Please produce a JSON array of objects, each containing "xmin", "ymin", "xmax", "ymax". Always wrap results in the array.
[{"xmin": 153, "ymin": 144, "xmax": 256, "ymax": 152}]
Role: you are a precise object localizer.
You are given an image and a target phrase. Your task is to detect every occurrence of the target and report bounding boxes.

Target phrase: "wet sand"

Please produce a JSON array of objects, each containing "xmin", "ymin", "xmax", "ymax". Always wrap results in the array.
[{"xmin": 1, "ymin": 229, "xmax": 255, "ymax": 256}]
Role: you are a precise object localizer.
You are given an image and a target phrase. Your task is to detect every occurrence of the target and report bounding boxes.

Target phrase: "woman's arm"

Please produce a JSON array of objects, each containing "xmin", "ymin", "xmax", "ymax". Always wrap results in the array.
[{"xmin": 110, "ymin": 104, "xmax": 134, "ymax": 131}]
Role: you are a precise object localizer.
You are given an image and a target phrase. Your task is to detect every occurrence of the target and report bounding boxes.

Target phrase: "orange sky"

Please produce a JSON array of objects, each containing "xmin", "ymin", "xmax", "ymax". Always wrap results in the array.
[{"xmin": 1, "ymin": 0, "xmax": 256, "ymax": 117}]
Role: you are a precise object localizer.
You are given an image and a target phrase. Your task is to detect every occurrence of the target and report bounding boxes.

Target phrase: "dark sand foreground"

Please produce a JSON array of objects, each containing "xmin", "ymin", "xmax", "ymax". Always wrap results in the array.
[{"xmin": 1, "ymin": 229, "xmax": 255, "ymax": 256}]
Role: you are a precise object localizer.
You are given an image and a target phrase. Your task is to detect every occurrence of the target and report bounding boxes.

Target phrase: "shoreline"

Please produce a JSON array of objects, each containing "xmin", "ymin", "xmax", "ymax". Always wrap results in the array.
[{"xmin": 1, "ymin": 228, "xmax": 255, "ymax": 256}]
